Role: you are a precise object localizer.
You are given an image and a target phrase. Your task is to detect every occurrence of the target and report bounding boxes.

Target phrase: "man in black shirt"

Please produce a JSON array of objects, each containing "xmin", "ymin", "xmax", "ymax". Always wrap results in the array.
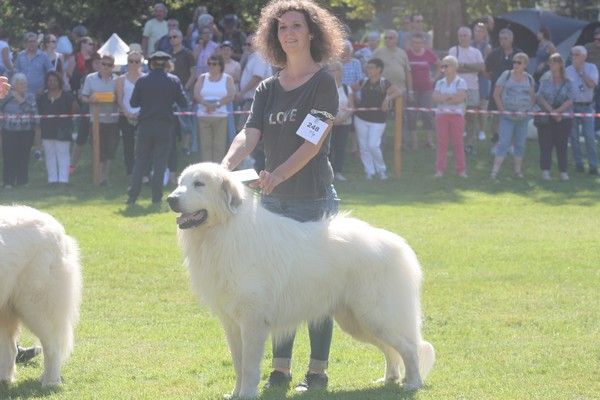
[
  {"xmin": 127, "ymin": 51, "xmax": 187, "ymax": 205},
  {"xmin": 485, "ymin": 28, "xmax": 522, "ymax": 142}
]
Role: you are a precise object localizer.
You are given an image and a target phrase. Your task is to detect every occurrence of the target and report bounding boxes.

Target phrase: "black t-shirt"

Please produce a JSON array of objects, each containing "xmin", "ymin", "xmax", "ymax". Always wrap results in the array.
[
  {"xmin": 355, "ymin": 77, "xmax": 392, "ymax": 123},
  {"xmin": 37, "ymin": 91, "xmax": 75, "ymax": 141},
  {"xmin": 245, "ymin": 67, "xmax": 338, "ymax": 199},
  {"xmin": 485, "ymin": 47, "xmax": 523, "ymax": 85},
  {"xmin": 171, "ymin": 48, "xmax": 196, "ymax": 88}
]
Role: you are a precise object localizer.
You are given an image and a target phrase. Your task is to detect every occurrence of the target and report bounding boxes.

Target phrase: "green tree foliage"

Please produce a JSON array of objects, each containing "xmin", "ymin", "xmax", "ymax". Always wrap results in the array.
[{"xmin": 0, "ymin": 0, "xmax": 536, "ymax": 50}]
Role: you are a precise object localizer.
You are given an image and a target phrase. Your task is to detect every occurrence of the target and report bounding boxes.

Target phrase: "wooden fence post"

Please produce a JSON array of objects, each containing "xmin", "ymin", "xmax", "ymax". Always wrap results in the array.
[{"xmin": 394, "ymin": 96, "xmax": 404, "ymax": 177}]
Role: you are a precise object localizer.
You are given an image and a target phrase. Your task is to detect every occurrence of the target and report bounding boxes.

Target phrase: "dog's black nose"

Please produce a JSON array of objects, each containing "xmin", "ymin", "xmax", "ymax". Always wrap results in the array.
[{"xmin": 167, "ymin": 195, "xmax": 180, "ymax": 212}]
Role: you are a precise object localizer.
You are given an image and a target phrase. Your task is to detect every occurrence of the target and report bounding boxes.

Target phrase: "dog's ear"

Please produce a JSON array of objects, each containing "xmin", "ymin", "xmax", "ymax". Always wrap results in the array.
[{"xmin": 221, "ymin": 175, "xmax": 243, "ymax": 214}]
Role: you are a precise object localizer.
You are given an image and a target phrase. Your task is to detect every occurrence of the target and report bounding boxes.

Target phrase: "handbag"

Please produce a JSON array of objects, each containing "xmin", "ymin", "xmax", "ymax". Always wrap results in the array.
[{"xmin": 534, "ymin": 81, "xmax": 566, "ymax": 128}]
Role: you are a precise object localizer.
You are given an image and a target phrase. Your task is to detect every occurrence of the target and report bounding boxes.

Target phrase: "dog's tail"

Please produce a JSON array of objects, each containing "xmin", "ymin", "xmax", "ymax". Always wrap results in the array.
[{"xmin": 419, "ymin": 340, "xmax": 435, "ymax": 380}]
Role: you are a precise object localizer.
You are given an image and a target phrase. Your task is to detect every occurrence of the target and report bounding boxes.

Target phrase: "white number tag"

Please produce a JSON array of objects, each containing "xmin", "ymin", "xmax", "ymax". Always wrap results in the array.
[{"xmin": 296, "ymin": 114, "xmax": 329, "ymax": 145}]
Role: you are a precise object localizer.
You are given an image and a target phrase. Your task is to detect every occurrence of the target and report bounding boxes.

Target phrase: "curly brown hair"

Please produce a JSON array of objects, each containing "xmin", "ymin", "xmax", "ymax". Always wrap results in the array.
[{"xmin": 254, "ymin": 0, "xmax": 345, "ymax": 68}]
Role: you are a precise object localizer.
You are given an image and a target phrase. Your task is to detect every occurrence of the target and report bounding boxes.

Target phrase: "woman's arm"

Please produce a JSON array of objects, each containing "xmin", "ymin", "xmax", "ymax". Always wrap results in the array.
[
  {"xmin": 493, "ymin": 84, "xmax": 504, "ymax": 111},
  {"xmin": 193, "ymin": 75, "xmax": 204, "ymax": 103},
  {"xmin": 447, "ymin": 89, "xmax": 466, "ymax": 104},
  {"xmin": 1, "ymin": 47, "xmax": 13, "ymax": 72}
]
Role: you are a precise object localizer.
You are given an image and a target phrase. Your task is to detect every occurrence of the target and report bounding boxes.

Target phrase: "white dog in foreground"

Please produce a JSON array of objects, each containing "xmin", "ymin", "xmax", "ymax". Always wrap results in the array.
[
  {"xmin": 0, "ymin": 206, "xmax": 82, "ymax": 386},
  {"xmin": 168, "ymin": 163, "xmax": 435, "ymax": 399}
]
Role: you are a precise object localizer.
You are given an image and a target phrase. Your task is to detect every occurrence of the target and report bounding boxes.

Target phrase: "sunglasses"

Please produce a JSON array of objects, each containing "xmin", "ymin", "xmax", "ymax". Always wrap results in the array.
[
  {"xmin": 128, "ymin": 59, "xmax": 141, "ymax": 64},
  {"xmin": 47, "ymin": 40, "xmax": 57, "ymax": 43},
  {"xmin": 101, "ymin": 62, "xmax": 114, "ymax": 67},
  {"xmin": 169, "ymin": 35, "xmax": 179, "ymax": 39},
  {"xmin": 512, "ymin": 60, "xmax": 523, "ymax": 65},
  {"xmin": 440, "ymin": 64, "xmax": 449, "ymax": 69},
  {"xmin": 207, "ymin": 62, "xmax": 219, "ymax": 66}
]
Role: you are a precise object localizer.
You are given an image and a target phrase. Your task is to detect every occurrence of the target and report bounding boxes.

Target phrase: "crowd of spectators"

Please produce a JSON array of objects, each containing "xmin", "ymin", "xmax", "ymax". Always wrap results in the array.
[{"xmin": 1, "ymin": 5, "xmax": 600, "ymax": 193}]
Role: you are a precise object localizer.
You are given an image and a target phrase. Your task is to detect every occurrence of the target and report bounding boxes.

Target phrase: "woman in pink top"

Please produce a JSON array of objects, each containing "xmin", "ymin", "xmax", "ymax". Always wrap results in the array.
[{"xmin": 407, "ymin": 32, "xmax": 439, "ymax": 149}]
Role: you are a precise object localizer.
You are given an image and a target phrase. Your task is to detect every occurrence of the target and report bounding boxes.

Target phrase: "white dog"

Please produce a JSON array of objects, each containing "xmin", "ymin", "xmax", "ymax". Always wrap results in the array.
[
  {"xmin": 0, "ymin": 206, "xmax": 82, "ymax": 386},
  {"xmin": 168, "ymin": 163, "xmax": 435, "ymax": 399}
]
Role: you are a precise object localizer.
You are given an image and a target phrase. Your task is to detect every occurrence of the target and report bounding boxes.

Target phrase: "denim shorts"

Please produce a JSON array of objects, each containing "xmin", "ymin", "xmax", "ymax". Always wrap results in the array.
[{"xmin": 260, "ymin": 184, "xmax": 339, "ymax": 222}]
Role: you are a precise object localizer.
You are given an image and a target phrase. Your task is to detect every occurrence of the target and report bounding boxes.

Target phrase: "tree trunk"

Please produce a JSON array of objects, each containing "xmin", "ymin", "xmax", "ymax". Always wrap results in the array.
[{"xmin": 433, "ymin": 0, "xmax": 464, "ymax": 51}]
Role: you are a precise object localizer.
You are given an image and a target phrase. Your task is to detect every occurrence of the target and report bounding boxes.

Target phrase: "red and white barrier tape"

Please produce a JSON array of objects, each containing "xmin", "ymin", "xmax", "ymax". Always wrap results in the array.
[{"xmin": 1, "ymin": 106, "xmax": 599, "ymax": 120}]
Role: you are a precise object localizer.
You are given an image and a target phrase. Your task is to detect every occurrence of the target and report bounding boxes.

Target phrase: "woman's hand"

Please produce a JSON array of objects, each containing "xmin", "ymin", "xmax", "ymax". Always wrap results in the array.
[
  {"xmin": 0, "ymin": 76, "xmax": 9, "ymax": 99},
  {"xmin": 250, "ymin": 170, "xmax": 285, "ymax": 195}
]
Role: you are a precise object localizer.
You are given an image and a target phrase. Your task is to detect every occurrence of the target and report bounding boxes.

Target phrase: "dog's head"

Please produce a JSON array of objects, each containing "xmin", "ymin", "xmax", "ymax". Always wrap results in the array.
[{"xmin": 167, "ymin": 163, "xmax": 244, "ymax": 230}]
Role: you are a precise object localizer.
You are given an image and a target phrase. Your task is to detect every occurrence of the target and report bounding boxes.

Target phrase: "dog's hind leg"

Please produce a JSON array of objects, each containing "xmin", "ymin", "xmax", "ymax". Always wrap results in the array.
[
  {"xmin": 0, "ymin": 307, "xmax": 19, "ymax": 383},
  {"xmin": 221, "ymin": 317, "xmax": 243, "ymax": 397},
  {"xmin": 17, "ymin": 305, "xmax": 64, "ymax": 386},
  {"xmin": 238, "ymin": 319, "xmax": 269, "ymax": 399},
  {"xmin": 375, "ymin": 343, "xmax": 404, "ymax": 384}
]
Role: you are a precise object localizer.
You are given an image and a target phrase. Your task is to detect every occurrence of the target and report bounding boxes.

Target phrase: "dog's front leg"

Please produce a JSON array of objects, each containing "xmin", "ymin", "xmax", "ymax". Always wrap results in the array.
[
  {"xmin": 238, "ymin": 319, "xmax": 269, "ymax": 399},
  {"xmin": 221, "ymin": 317, "xmax": 243, "ymax": 397}
]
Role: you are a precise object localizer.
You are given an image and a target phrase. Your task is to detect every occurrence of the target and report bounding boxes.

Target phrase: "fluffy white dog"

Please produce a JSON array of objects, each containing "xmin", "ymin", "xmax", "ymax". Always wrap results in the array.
[
  {"xmin": 168, "ymin": 163, "xmax": 435, "ymax": 399},
  {"xmin": 0, "ymin": 206, "xmax": 82, "ymax": 386}
]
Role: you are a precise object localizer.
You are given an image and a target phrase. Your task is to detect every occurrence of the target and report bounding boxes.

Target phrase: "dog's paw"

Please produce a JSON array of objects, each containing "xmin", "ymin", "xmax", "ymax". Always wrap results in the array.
[
  {"xmin": 402, "ymin": 379, "xmax": 423, "ymax": 391},
  {"xmin": 374, "ymin": 376, "xmax": 400, "ymax": 385},
  {"xmin": 40, "ymin": 375, "xmax": 61, "ymax": 387}
]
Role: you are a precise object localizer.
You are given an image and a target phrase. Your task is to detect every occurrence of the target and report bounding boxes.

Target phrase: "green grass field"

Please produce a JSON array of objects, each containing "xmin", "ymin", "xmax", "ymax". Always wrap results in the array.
[{"xmin": 1, "ymin": 132, "xmax": 599, "ymax": 399}]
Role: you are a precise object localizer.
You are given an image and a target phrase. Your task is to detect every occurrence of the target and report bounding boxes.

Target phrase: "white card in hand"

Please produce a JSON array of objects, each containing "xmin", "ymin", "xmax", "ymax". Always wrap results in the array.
[
  {"xmin": 296, "ymin": 114, "xmax": 329, "ymax": 145},
  {"xmin": 230, "ymin": 168, "xmax": 259, "ymax": 182}
]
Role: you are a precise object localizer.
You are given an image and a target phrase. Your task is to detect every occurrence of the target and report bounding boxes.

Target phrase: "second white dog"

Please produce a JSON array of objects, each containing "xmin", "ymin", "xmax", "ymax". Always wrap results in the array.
[
  {"xmin": 168, "ymin": 163, "xmax": 435, "ymax": 399},
  {"xmin": 0, "ymin": 206, "xmax": 82, "ymax": 386}
]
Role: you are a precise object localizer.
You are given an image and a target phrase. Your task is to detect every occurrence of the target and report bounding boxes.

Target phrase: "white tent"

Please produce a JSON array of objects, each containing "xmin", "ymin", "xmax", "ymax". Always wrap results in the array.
[{"xmin": 97, "ymin": 33, "xmax": 129, "ymax": 66}]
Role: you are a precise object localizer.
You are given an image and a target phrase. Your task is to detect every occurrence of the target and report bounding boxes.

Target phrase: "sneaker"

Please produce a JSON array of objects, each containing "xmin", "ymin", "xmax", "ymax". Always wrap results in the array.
[
  {"xmin": 490, "ymin": 171, "xmax": 498, "ymax": 180},
  {"xmin": 264, "ymin": 370, "xmax": 292, "ymax": 390},
  {"xmin": 366, "ymin": 174, "xmax": 373, "ymax": 180},
  {"xmin": 434, "ymin": 171, "xmax": 443, "ymax": 178},
  {"xmin": 515, "ymin": 171, "xmax": 524, "ymax": 179},
  {"xmin": 560, "ymin": 172, "xmax": 570, "ymax": 181},
  {"xmin": 379, "ymin": 172, "xmax": 388, "ymax": 180},
  {"xmin": 334, "ymin": 172, "xmax": 347, "ymax": 181},
  {"xmin": 465, "ymin": 144, "xmax": 474, "ymax": 155},
  {"xmin": 295, "ymin": 372, "xmax": 328, "ymax": 393},
  {"xmin": 541, "ymin": 170, "xmax": 551, "ymax": 180},
  {"xmin": 458, "ymin": 172, "xmax": 468, "ymax": 178},
  {"xmin": 478, "ymin": 131, "xmax": 486, "ymax": 141},
  {"xmin": 16, "ymin": 346, "xmax": 42, "ymax": 363},
  {"xmin": 589, "ymin": 167, "xmax": 599, "ymax": 176}
]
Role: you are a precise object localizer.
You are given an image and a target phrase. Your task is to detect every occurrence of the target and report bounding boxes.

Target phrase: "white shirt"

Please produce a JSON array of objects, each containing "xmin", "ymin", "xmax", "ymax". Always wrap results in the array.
[
  {"xmin": 448, "ymin": 45, "xmax": 483, "ymax": 90},
  {"xmin": 196, "ymin": 73, "xmax": 229, "ymax": 117},
  {"xmin": 434, "ymin": 76, "xmax": 467, "ymax": 115},
  {"xmin": 240, "ymin": 52, "xmax": 271, "ymax": 101},
  {"xmin": 143, "ymin": 19, "xmax": 168, "ymax": 54},
  {"xmin": 566, "ymin": 63, "xmax": 599, "ymax": 103}
]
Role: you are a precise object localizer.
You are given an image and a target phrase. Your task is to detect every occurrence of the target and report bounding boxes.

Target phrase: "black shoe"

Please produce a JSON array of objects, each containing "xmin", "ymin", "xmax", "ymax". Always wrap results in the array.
[
  {"xmin": 16, "ymin": 346, "xmax": 42, "ymax": 363},
  {"xmin": 295, "ymin": 372, "xmax": 328, "ymax": 392},
  {"xmin": 264, "ymin": 370, "xmax": 292, "ymax": 389},
  {"xmin": 589, "ymin": 167, "xmax": 599, "ymax": 176},
  {"xmin": 576, "ymin": 164, "xmax": 585, "ymax": 173}
]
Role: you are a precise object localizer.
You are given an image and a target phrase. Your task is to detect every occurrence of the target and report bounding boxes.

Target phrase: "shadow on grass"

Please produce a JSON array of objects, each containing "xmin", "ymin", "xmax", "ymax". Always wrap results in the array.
[
  {"xmin": 0, "ymin": 378, "xmax": 61, "ymax": 399},
  {"xmin": 258, "ymin": 384, "xmax": 421, "ymax": 400}
]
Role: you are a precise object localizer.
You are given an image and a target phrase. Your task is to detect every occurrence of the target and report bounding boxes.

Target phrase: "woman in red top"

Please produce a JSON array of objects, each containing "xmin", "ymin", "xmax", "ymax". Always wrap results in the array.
[{"xmin": 406, "ymin": 32, "xmax": 439, "ymax": 149}]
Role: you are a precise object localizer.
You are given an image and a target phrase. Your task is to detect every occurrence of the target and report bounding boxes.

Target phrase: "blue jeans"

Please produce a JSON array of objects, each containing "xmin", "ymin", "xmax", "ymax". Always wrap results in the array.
[
  {"xmin": 261, "ymin": 185, "xmax": 339, "ymax": 371},
  {"xmin": 496, "ymin": 116, "xmax": 529, "ymax": 157},
  {"xmin": 571, "ymin": 103, "xmax": 598, "ymax": 169}
]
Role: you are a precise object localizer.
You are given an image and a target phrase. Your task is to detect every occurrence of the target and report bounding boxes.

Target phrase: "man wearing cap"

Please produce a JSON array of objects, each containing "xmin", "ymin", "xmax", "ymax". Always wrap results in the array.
[{"xmin": 127, "ymin": 51, "xmax": 187, "ymax": 205}]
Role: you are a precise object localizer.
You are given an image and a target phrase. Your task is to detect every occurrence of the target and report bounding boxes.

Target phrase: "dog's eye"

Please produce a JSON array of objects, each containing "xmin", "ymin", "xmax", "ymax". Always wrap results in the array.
[{"xmin": 193, "ymin": 181, "xmax": 205, "ymax": 188}]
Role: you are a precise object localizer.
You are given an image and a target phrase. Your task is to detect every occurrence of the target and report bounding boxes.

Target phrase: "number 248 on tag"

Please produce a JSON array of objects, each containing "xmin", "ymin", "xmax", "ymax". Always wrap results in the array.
[{"xmin": 296, "ymin": 114, "xmax": 328, "ymax": 145}]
